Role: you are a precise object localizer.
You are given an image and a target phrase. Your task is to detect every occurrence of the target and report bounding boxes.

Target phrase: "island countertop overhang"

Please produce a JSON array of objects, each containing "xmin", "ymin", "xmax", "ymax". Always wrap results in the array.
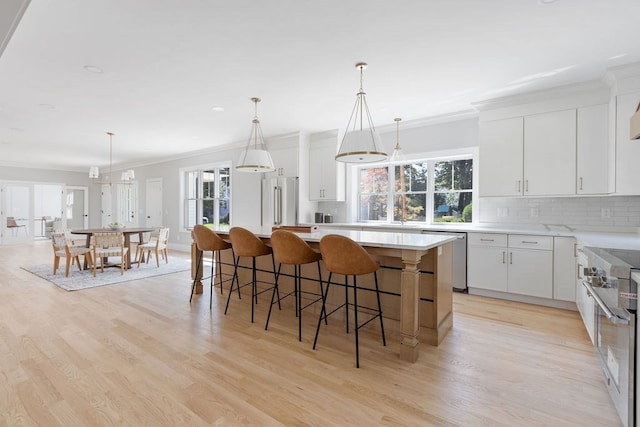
[{"xmin": 208, "ymin": 226, "xmax": 458, "ymax": 251}]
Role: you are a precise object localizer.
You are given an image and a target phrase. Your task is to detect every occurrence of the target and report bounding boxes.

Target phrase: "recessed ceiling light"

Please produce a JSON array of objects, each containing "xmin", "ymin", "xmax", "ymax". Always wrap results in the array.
[
  {"xmin": 83, "ymin": 65, "xmax": 104, "ymax": 74},
  {"xmin": 38, "ymin": 103, "xmax": 55, "ymax": 110},
  {"xmin": 211, "ymin": 106, "xmax": 225, "ymax": 112},
  {"xmin": 539, "ymin": 0, "xmax": 558, "ymax": 4}
]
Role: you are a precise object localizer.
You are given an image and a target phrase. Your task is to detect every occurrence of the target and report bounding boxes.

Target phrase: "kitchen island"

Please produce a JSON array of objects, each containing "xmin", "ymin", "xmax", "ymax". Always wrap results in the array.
[{"xmin": 191, "ymin": 226, "xmax": 456, "ymax": 363}]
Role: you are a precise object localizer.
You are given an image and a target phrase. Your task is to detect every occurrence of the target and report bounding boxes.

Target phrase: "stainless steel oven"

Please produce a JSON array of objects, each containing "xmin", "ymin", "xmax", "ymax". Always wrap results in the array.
[{"xmin": 582, "ymin": 247, "xmax": 639, "ymax": 427}]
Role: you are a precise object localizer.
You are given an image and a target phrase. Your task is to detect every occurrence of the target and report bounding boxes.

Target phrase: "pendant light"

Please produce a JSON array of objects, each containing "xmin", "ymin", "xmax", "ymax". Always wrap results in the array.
[
  {"xmin": 236, "ymin": 97, "xmax": 275, "ymax": 173},
  {"xmin": 335, "ymin": 62, "xmax": 388, "ymax": 163},
  {"xmin": 89, "ymin": 132, "xmax": 135, "ymax": 185},
  {"xmin": 390, "ymin": 117, "xmax": 403, "ymax": 162}
]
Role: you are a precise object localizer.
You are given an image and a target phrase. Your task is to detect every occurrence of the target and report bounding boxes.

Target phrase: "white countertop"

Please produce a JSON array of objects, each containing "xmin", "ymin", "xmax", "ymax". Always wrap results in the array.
[
  {"xmin": 310, "ymin": 222, "xmax": 640, "ymax": 250},
  {"xmin": 212, "ymin": 226, "xmax": 457, "ymax": 251}
]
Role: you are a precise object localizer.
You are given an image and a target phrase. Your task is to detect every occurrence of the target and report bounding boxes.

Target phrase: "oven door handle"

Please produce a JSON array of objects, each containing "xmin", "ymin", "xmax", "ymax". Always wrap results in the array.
[{"xmin": 583, "ymin": 281, "xmax": 630, "ymax": 325}]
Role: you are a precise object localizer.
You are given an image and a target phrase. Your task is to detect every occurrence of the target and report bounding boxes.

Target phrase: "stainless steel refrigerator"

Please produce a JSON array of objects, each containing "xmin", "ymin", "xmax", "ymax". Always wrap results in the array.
[{"xmin": 261, "ymin": 176, "xmax": 299, "ymax": 227}]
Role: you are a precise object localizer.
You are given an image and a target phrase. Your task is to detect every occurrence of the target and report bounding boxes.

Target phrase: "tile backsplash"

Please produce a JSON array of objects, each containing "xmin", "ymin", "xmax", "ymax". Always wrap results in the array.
[{"xmin": 479, "ymin": 196, "xmax": 640, "ymax": 230}]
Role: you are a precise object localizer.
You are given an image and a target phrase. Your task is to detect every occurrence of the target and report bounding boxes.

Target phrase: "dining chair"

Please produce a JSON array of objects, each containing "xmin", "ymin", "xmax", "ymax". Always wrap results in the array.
[
  {"xmin": 92, "ymin": 231, "xmax": 128, "ymax": 276},
  {"xmin": 6, "ymin": 217, "xmax": 26, "ymax": 236},
  {"xmin": 51, "ymin": 232, "xmax": 93, "ymax": 277},
  {"xmin": 135, "ymin": 227, "xmax": 169, "ymax": 267}
]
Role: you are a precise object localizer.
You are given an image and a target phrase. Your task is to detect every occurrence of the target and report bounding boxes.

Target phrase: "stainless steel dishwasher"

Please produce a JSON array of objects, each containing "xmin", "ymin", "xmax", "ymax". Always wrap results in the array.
[{"xmin": 422, "ymin": 230, "xmax": 467, "ymax": 292}]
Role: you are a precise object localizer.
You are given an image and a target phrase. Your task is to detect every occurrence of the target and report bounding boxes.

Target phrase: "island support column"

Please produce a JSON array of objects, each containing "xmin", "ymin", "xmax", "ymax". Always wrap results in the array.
[{"xmin": 399, "ymin": 249, "xmax": 424, "ymax": 362}]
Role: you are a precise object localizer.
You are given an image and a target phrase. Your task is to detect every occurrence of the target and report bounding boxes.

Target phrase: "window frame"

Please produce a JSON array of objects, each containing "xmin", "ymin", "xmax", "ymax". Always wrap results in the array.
[
  {"xmin": 353, "ymin": 151, "xmax": 475, "ymax": 225},
  {"xmin": 179, "ymin": 162, "xmax": 231, "ymax": 231}
]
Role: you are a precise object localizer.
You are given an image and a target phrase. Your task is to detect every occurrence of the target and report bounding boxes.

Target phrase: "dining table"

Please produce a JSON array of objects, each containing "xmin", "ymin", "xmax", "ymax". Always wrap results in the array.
[{"xmin": 71, "ymin": 227, "xmax": 156, "ymax": 269}]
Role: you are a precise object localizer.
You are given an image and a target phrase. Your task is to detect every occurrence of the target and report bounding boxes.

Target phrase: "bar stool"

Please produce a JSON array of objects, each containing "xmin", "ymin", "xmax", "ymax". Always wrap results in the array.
[
  {"xmin": 225, "ymin": 227, "xmax": 277, "ymax": 323},
  {"xmin": 313, "ymin": 234, "xmax": 386, "ymax": 368},
  {"xmin": 265, "ymin": 230, "xmax": 325, "ymax": 341},
  {"xmin": 190, "ymin": 225, "xmax": 235, "ymax": 309}
]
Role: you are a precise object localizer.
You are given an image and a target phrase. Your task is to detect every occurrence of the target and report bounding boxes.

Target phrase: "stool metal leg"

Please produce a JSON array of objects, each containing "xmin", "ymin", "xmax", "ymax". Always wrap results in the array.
[
  {"xmin": 353, "ymin": 275, "xmax": 360, "ymax": 368},
  {"xmin": 313, "ymin": 272, "xmax": 332, "ymax": 350},
  {"xmin": 344, "ymin": 275, "xmax": 350, "ymax": 334},
  {"xmin": 189, "ymin": 251, "xmax": 203, "ymax": 303},
  {"xmin": 374, "ymin": 271, "xmax": 386, "ymax": 346},
  {"xmin": 264, "ymin": 263, "xmax": 282, "ymax": 331}
]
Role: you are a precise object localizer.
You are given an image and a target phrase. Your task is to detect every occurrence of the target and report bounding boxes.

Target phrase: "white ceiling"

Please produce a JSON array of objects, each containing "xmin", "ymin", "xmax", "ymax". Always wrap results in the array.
[{"xmin": 1, "ymin": 0, "xmax": 640, "ymax": 172}]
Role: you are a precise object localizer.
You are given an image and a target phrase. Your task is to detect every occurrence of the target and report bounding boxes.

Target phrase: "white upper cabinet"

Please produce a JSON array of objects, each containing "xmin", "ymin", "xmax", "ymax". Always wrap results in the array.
[
  {"xmin": 309, "ymin": 132, "xmax": 345, "ymax": 201},
  {"xmin": 523, "ymin": 109, "xmax": 576, "ymax": 196},
  {"xmin": 265, "ymin": 139, "xmax": 299, "ymax": 178},
  {"xmin": 479, "ymin": 103, "xmax": 613, "ymax": 197},
  {"xmin": 615, "ymin": 91, "xmax": 640, "ymax": 195},
  {"xmin": 479, "ymin": 117, "xmax": 523, "ymax": 197},
  {"xmin": 576, "ymin": 103, "xmax": 610, "ymax": 195}
]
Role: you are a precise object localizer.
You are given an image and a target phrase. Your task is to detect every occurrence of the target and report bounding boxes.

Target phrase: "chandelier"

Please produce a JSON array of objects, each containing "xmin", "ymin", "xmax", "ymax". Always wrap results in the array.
[
  {"xmin": 236, "ymin": 97, "xmax": 275, "ymax": 173},
  {"xmin": 335, "ymin": 62, "xmax": 388, "ymax": 163},
  {"xmin": 89, "ymin": 132, "xmax": 135, "ymax": 185}
]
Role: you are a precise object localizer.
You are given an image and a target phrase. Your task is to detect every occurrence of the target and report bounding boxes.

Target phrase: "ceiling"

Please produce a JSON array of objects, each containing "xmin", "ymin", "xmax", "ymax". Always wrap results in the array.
[{"xmin": 1, "ymin": 0, "xmax": 640, "ymax": 173}]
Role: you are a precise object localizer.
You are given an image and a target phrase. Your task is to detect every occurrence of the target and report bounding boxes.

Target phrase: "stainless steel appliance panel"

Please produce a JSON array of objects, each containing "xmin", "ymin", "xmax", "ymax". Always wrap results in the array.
[
  {"xmin": 261, "ymin": 177, "xmax": 298, "ymax": 227},
  {"xmin": 423, "ymin": 230, "xmax": 467, "ymax": 292}
]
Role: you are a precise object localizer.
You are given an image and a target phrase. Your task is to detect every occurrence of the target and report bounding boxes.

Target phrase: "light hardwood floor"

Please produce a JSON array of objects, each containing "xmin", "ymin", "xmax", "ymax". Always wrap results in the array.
[{"xmin": 0, "ymin": 240, "xmax": 621, "ymax": 426}]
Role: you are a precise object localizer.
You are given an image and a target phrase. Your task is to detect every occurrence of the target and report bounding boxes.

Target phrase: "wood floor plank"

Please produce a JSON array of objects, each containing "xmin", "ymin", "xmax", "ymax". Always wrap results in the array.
[{"xmin": 0, "ymin": 240, "xmax": 622, "ymax": 426}]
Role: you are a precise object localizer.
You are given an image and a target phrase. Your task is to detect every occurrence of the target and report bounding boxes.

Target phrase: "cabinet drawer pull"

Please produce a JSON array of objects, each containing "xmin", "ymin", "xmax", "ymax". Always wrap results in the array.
[
  {"xmin": 520, "ymin": 241, "xmax": 538, "ymax": 244},
  {"xmin": 480, "ymin": 238, "xmax": 495, "ymax": 242}
]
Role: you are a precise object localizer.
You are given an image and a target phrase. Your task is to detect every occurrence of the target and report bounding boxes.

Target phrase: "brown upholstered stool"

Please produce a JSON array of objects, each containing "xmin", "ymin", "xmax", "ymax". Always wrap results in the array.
[
  {"xmin": 225, "ymin": 227, "xmax": 277, "ymax": 323},
  {"xmin": 313, "ymin": 234, "xmax": 386, "ymax": 368},
  {"xmin": 265, "ymin": 230, "xmax": 325, "ymax": 341},
  {"xmin": 190, "ymin": 225, "xmax": 235, "ymax": 309}
]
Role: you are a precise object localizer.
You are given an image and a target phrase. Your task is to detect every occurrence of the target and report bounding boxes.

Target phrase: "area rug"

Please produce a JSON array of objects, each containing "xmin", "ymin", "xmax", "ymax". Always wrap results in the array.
[{"xmin": 21, "ymin": 258, "xmax": 192, "ymax": 291}]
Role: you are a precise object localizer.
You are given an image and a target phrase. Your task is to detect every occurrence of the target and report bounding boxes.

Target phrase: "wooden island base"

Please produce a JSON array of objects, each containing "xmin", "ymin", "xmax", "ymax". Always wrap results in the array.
[{"xmin": 191, "ymin": 228, "xmax": 454, "ymax": 363}]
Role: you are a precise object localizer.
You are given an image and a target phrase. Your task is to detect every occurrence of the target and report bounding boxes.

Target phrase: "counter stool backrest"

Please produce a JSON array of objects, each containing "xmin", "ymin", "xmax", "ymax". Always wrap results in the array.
[
  {"xmin": 319, "ymin": 234, "xmax": 379, "ymax": 276},
  {"xmin": 229, "ymin": 227, "xmax": 271, "ymax": 257},
  {"xmin": 192, "ymin": 224, "xmax": 231, "ymax": 251},
  {"xmin": 270, "ymin": 230, "xmax": 321, "ymax": 265}
]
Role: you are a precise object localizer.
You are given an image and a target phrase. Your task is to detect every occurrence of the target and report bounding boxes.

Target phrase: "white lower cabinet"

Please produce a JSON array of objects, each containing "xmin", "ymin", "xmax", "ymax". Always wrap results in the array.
[{"xmin": 468, "ymin": 233, "xmax": 553, "ymax": 299}]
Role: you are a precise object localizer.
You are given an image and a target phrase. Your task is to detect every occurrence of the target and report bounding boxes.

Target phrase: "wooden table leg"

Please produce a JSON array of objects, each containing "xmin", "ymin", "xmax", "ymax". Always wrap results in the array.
[{"xmin": 124, "ymin": 234, "xmax": 132, "ymax": 269}]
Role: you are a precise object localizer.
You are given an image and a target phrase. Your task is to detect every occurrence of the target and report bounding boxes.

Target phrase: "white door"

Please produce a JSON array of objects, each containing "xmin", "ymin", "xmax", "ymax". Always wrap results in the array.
[
  {"xmin": 101, "ymin": 184, "xmax": 113, "ymax": 226},
  {"xmin": 65, "ymin": 186, "xmax": 88, "ymax": 230},
  {"xmin": 1, "ymin": 183, "xmax": 32, "ymax": 244},
  {"xmin": 145, "ymin": 178, "xmax": 163, "ymax": 227}
]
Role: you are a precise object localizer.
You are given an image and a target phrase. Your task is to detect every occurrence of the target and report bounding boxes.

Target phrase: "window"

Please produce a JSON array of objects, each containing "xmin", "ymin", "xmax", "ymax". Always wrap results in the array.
[
  {"xmin": 357, "ymin": 156, "xmax": 473, "ymax": 224},
  {"xmin": 433, "ymin": 159, "xmax": 473, "ymax": 223},
  {"xmin": 183, "ymin": 165, "xmax": 230, "ymax": 229}
]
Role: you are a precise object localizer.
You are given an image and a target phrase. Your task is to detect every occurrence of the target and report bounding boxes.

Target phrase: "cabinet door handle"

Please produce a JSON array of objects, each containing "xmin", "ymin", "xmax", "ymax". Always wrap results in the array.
[
  {"xmin": 525, "ymin": 180, "xmax": 529, "ymax": 192},
  {"xmin": 502, "ymin": 251, "xmax": 506, "ymax": 264},
  {"xmin": 509, "ymin": 252, "xmax": 513, "ymax": 264},
  {"xmin": 579, "ymin": 177, "xmax": 583, "ymax": 191},
  {"xmin": 516, "ymin": 180, "xmax": 521, "ymax": 193}
]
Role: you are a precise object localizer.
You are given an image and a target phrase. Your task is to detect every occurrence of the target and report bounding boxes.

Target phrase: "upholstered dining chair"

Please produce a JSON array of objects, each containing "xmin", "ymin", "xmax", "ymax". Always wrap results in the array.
[
  {"xmin": 7, "ymin": 217, "xmax": 26, "ymax": 236},
  {"xmin": 51, "ymin": 232, "xmax": 93, "ymax": 277},
  {"xmin": 92, "ymin": 231, "xmax": 128, "ymax": 276},
  {"xmin": 135, "ymin": 227, "xmax": 169, "ymax": 267}
]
